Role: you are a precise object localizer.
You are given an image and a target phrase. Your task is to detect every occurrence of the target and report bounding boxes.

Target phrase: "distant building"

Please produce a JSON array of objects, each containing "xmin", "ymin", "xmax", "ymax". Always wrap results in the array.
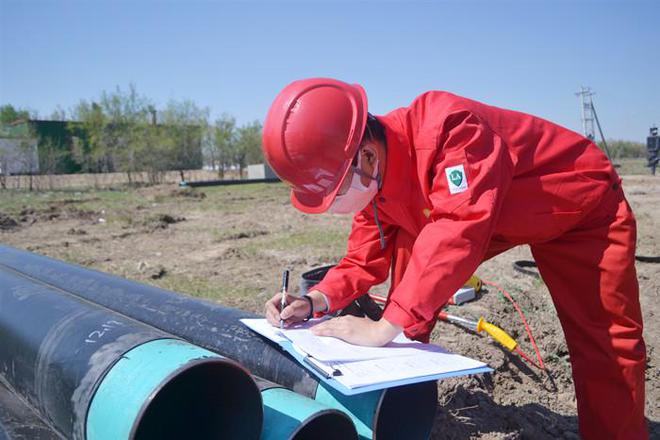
[
  {"xmin": 0, "ymin": 119, "xmax": 79, "ymax": 174},
  {"xmin": 247, "ymin": 163, "xmax": 278, "ymax": 180},
  {"xmin": 0, "ymin": 138, "xmax": 39, "ymax": 175}
]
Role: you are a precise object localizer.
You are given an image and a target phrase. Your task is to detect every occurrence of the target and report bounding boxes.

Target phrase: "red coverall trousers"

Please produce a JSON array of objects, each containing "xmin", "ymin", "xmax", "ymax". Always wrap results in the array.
[
  {"xmin": 531, "ymin": 184, "xmax": 646, "ymax": 438},
  {"xmin": 389, "ymin": 183, "xmax": 646, "ymax": 438}
]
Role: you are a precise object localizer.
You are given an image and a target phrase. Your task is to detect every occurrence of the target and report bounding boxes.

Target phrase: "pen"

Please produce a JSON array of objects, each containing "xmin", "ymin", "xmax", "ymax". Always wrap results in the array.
[
  {"xmin": 279, "ymin": 270, "xmax": 289, "ymax": 329},
  {"xmin": 303, "ymin": 355, "xmax": 343, "ymax": 379}
]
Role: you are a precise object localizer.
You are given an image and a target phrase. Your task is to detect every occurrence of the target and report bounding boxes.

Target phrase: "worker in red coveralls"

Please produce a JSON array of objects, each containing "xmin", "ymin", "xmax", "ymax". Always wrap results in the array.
[{"xmin": 262, "ymin": 78, "xmax": 647, "ymax": 439}]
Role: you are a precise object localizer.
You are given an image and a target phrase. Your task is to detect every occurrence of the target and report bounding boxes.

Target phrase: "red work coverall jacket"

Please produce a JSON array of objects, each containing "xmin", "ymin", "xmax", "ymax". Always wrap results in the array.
[
  {"xmin": 314, "ymin": 91, "xmax": 648, "ymax": 438},
  {"xmin": 314, "ymin": 91, "xmax": 618, "ymax": 340}
]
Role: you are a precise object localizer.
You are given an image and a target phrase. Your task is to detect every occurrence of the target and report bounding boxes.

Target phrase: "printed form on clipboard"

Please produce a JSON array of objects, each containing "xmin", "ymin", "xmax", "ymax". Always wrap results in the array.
[{"xmin": 240, "ymin": 318, "xmax": 492, "ymax": 395}]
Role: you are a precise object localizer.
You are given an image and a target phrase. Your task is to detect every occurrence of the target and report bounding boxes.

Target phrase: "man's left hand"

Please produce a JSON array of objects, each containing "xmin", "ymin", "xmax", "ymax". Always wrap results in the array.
[{"xmin": 311, "ymin": 315, "xmax": 402, "ymax": 347}]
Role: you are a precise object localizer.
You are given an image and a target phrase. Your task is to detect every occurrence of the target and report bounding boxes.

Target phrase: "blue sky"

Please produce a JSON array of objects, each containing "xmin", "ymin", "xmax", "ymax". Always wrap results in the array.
[{"xmin": 1, "ymin": 0, "xmax": 658, "ymax": 141}]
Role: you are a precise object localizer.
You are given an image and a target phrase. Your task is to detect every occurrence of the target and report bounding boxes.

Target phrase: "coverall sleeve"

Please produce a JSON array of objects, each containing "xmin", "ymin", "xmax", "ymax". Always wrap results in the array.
[
  {"xmin": 312, "ymin": 209, "xmax": 397, "ymax": 312},
  {"xmin": 382, "ymin": 110, "xmax": 514, "ymax": 340}
]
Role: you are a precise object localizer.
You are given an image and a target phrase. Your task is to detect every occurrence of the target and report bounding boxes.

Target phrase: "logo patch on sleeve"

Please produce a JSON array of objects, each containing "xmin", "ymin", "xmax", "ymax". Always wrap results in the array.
[{"xmin": 445, "ymin": 164, "xmax": 468, "ymax": 194}]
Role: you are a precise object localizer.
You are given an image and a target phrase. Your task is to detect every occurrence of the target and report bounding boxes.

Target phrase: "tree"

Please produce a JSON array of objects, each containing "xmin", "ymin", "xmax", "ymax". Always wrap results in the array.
[
  {"xmin": 71, "ymin": 101, "xmax": 108, "ymax": 173},
  {"xmin": 0, "ymin": 143, "xmax": 9, "ymax": 189},
  {"xmin": 234, "ymin": 120, "xmax": 263, "ymax": 177},
  {"xmin": 39, "ymin": 137, "xmax": 66, "ymax": 175},
  {"xmin": 49, "ymin": 106, "xmax": 67, "ymax": 121},
  {"xmin": 99, "ymin": 85, "xmax": 152, "ymax": 183},
  {"xmin": 159, "ymin": 100, "xmax": 208, "ymax": 181},
  {"xmin": 16, "ymin": 138, "xmax": 39, "ymax": 191},
  {"xmin": 3, "ymin": 88, "xmax": 264, "ymax": 185},
  {"xmin": 211, "ymin": 114, "xmax": 236, "ymax": 178},
  {"xmin": 0, "ymin": 104, "xmax": 30, "ymax": 124},
  {"xmin": 72, "ymin": 85, "xmax": 153, "ymax": 181}
]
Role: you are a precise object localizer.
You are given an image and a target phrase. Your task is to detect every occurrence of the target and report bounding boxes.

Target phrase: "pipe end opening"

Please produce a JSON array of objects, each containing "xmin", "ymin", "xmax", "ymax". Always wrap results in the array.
[
  {"xmin": 132, "ymin": 359, "xmax": 262, "ymax": 440},
  {"xmin": 292, "ymin": 410, "xmax": 357, "ymax": 440},
  {"xmin": 374, "ymin": 381, "xmax": 438, "ymax": 440}
]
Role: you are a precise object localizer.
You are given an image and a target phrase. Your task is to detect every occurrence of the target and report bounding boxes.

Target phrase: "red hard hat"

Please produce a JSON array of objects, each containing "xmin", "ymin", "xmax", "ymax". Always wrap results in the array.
[{"xmin": 262, "ymin": 78, "xmax": 368, "ymax": 213}]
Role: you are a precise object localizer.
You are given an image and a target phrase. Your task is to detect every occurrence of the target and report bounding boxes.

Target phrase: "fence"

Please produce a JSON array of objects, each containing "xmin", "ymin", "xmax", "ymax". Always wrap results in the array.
[{"xmin": 0, "ymin": 169, "xmax": 234, "ymax": 191}]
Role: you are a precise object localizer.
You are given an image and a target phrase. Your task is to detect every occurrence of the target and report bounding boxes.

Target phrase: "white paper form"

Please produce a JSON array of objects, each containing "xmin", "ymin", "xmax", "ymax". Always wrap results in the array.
[
  {"xmin": 241, "ymin": 318, "xmax": 432, "ymax": 361},
  {"xmin": 280, "ymin": 320, "xmax": 441, "ymax": 362},
  {"xmin": 326, "ymin": 350, "xmax": 488, "ymax": 389},
  {"xmin": 240, "ymin": 318, "xmax": 289, "ymax": 343},
  {"xmin": 240, "ymin": 318, "xmax": 489, "ymax": 390}
]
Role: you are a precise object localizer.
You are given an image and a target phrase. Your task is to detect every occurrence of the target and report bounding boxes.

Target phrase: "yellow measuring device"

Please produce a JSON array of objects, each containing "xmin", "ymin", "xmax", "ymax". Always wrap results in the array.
[{"xmin": 437, "ymin": 312, "xmax": 518, "ymax": 351}]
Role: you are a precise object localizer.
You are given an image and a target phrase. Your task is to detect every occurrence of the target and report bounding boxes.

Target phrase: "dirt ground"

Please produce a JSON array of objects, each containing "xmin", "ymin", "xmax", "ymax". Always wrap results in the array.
[{"xmin": 0, "ymin": 171, "xmax": 658, "ymax": 439}]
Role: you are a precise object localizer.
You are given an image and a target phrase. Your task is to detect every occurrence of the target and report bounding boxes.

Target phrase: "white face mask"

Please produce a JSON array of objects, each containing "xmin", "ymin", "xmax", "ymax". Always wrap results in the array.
[{"xmin": 329, "ymin": 153, "xmax": 379, "ymax": 214}]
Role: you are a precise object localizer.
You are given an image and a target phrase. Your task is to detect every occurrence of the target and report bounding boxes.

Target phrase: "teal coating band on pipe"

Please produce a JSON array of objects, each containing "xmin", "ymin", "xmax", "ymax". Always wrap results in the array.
[
  {"xmin": 86, "ymin": 338, "xmax": 227, "ymax": 440},
  {"xmin": 314, "ymin": 384, "xmax": 382, "ymax": 440},
  {"xmin": 261, "ymin": 388, "xmax": 320, "ymax": 439},
  {"xmin": 261, "ymin": 388, "xmax": 356, "ymax": 440}
]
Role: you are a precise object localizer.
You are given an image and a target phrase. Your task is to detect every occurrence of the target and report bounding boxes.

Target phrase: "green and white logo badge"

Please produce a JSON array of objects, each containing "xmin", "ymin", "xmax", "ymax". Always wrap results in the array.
[{"xmin": 445, "ymin": 164, "xmax": 468, "ymax": 194}]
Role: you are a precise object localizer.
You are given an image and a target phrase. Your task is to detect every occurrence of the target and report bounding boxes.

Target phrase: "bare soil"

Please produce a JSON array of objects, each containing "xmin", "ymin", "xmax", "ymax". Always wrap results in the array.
[{"xmin": 0, "ymin": 173, "xmax": 658, "ymax": 439}]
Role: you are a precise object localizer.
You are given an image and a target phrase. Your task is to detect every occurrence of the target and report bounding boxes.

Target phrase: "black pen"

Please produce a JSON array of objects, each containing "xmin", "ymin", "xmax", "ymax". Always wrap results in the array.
[
  {"xmin": 303, "ymin": 355, "xmax": 342, "ymax": 379},
  {"xmin": 279, "ymin": 270, "xmax": 289, "ymax": 329}
]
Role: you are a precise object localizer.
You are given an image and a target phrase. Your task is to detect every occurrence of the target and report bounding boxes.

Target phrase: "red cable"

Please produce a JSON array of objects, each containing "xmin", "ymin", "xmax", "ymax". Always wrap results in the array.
[
  {"xmin": 482, "ymin": 280, "xmax": 545, "ymax": 370},
  {"xmin": 369, "ymin": 287, "xmax": 545, "ymax": 370},
  {"xmin": 515, "ymin": 347, "xmax": 544, "ymax": 370}
]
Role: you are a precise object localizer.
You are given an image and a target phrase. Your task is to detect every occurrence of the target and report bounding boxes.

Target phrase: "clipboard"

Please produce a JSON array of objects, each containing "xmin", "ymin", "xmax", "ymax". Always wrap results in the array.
[{"xmin": 241, "ymin": 319, "xmax": 492, "ymax": 396}]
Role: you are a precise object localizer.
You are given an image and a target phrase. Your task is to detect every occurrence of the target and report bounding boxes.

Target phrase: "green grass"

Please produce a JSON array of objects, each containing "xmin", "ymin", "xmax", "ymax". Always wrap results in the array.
[
  {"xmin": 615, "ymin": 158, "xmax": 654, "ymax": 175},
  {"xmin": 0, "ymin": 188, "xmax": 140, "ymax": 215},
  {"xmin": 150, "ymin": 273, "xmax": 260, "ymax": 308},
  {"xmin": 239, "ymin": 227, "xmax": 349, "ymax": 260},
  {"xmin": 0, "ymin": 189, "xmax": 70, "ymax": 213},
  {"xmin": 194, "ymin": 183, "xmax": 290, "ymax": 212}
]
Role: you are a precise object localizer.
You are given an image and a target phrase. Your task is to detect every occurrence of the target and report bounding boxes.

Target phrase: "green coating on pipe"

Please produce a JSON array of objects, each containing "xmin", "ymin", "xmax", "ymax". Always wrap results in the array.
[
  {"xmin": 86, "ymin": 338, "xmax": 226, "ymax": 440},
  {"xmin": 314, "ymin": 384, "xmax": 382, "ymax": 440},
  {"xmin": 260, "ymin": 388, "xmax": 338, "ymax": 440}
]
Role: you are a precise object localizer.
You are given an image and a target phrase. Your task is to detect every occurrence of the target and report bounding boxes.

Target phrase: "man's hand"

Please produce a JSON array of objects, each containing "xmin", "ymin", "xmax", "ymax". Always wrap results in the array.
[
  {"xmin": 265, "ymin": 292, "xmax": 310, "ymax": 327},
  {"xmin": 311, "ymin": 315, "xmax": 402, "ymax": 347},
  {"xmin": 265, "ymin": 290, "xmax": 329, "ymax": 327}
]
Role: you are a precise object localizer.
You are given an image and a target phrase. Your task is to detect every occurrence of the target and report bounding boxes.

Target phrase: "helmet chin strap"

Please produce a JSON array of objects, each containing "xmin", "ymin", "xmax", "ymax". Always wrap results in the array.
[
  {"xmin": 372, "ymin": 198, "xmax": 386, "ymax": 250},
  {"xmin": 371, "ymin": 155, "xmax": 385, "ymax": 250}
]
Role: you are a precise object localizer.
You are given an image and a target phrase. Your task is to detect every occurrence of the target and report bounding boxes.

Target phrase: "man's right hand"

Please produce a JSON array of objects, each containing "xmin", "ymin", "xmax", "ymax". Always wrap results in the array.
[
  {"xmin": 265, "ymin": 292, "xmax": 310, "ymax": 327},
  {"xmin": 264, "ymin": 290, "xmax": 328, "ymax": 327}
]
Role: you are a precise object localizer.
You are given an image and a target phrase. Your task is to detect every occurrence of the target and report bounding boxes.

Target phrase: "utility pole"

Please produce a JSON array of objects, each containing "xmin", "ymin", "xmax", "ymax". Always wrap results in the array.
[
  {"xmin": 575, "ymin": 86, "xmax": 613, "ymax": 161},
  {"xmin": 575, "ymin": 86, "xmax": 596, "ymax": 141}
]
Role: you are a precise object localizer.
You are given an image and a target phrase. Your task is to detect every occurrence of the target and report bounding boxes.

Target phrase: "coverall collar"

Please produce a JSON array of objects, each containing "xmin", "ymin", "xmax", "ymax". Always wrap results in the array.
[{"xmin": 377, "ymin": 115, "xmax": 413, "ymax": 204}]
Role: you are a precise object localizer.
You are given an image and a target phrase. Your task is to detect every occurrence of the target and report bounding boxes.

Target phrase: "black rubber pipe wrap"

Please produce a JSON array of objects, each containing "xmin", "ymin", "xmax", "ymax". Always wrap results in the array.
[
  {"xmin": 0, "ymin": 264, "xmax": 262, "ymax": 440},
  {"xmin": 0, "ymin": 246, "xmax": 437, "ymax": 440}
]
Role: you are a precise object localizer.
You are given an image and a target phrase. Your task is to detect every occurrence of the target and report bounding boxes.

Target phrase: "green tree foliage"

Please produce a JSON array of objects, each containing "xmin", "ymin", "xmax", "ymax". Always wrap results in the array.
[
  {"xmin": 71, "ymin": 101, "xmax": 109, "ymax": 172},
  {"xmin": 70, "ymin": 87, "xmax": 211, "ymax": 182},
  {"xmin": 234, "ymin": 120, "xmax": 263, "ymax": 176},
  {"xmin": 159, "ymin": 99, "xmax": 208, "ymax": 180},
  {"xmin": 39, "ymin": 137, "xmax": 67, "ymax": 176},
  {"xmin": 211, "ymin": 114, "xmax": 236, "ymax": 178},
  {"xmin": 100, "ymin": 85, "xmax": 152, "ymax": 182},
  {"xmin": 0, "ymin": 104, "xmax": 30, "ymax": 124},
  {"xmin": 5, "ymin": 86, "xmax": 268, "ymax": 183}
]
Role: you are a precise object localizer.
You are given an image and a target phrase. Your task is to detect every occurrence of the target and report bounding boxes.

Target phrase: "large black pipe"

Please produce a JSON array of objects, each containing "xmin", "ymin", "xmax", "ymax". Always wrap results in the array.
[
  {"xmin": 0, "ymin": 379, "xmax": 60, "ymax": 440},
  {"xmin": 0, "ymin": 264, "xmax": 262, "ymax": 440},
  {"xmin": 0, "ymin": 245, "xmax": 438, "ymax": 440},
  {"xmin": 179, "ymin": 178, "xmax": 279, "ymax": 188}
]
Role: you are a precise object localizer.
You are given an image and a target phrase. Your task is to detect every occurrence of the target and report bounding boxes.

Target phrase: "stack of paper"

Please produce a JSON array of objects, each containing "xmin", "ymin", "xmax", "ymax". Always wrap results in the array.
[{"xmin": 241, "ymin": 318, "xmax": 490, "ymax": 394}]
